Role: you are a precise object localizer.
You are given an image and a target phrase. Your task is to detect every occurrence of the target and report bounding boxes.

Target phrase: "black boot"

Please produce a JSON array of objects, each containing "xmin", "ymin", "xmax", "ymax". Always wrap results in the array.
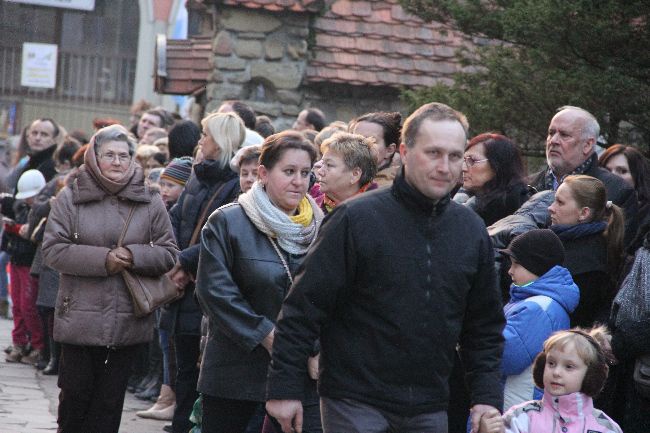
[
  {"xmin": 36, "ymin": 307, "xmax": 51, "ymax": 370},
  {"xmin": 43, "ymin": 341, "xmax": 59, "ymax": 375}
]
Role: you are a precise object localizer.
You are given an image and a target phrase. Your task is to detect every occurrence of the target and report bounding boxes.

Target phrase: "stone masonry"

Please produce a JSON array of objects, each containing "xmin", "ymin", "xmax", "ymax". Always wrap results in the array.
[{"xmin": 206, "ymin": 6, "xmax": 312, "ymax": 128}]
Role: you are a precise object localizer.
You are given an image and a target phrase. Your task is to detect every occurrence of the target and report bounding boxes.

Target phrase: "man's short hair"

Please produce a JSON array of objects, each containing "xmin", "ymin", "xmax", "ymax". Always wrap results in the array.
[
  {"xmin": 255, "ymin": 115, "xmax": 275, "ymax": 138},
  {"xmin": 349, "ymin": 111, "xmax": 402, "ymax": 149},
  {"xmin": 401, "ymin": 103, "xmax": 468, "ymax": 148},
  {"xmin": 32, "ymin": 118, "xmax": 61, "ymax": 138},
  {"xmin": 305, "ymin": 108, "xmax": 326, "ymax": 132},
  {"xmin": 556, "ymin": 105, "xmax": 600, "ymax": 141},
  {"xmin": 221, "ymin": 100, "xmax": 257, "ymax": 130},
  {"xmin": 144, "ymin": 108, "xmax": 176, "ymax": 129}
]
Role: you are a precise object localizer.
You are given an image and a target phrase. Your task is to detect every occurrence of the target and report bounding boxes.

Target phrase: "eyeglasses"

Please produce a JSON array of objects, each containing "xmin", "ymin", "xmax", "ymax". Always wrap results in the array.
[
  {"xmin": 462, "ymin": 156, "xmax": 489, "ymax": 167},
  {"xmin": 99, "ymin": 152, "xmax": 131, "ymax": 164}
]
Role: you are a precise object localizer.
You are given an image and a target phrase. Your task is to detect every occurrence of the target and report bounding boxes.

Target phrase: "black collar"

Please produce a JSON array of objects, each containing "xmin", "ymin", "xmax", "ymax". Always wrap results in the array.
[{"xmin": 391, "ymin": 167, "xmax": 450, "ymax": 216}]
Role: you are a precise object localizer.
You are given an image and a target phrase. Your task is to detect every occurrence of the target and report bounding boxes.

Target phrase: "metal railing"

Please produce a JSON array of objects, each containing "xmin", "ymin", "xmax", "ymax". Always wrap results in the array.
[{"xmin": 0, "ymin": 46, "xmax": 136, "ymax": 106}]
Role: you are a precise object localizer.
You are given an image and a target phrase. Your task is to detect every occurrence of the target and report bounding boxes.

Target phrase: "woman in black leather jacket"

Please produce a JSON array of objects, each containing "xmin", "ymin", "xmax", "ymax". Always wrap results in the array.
[{"xmin": 195, "ymin": 131, "xmax": 324, "ymax": 433}]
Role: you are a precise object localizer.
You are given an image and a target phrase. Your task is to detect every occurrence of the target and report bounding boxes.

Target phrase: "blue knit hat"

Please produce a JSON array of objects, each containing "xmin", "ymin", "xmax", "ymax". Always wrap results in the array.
[{"xmin": 160, "ymin": 157, "xmax": 192, "ymax": 186}]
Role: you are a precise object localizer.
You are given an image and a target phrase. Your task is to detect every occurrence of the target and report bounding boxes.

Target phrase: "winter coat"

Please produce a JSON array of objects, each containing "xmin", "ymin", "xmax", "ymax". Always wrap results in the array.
[
  {"xmin": 159, "ymin": 159, "xmax": 239, "ymax": 336},
  {"xmin": 30, "ymin": 175, "xmax": 66, "ymax": 308},
  {"xmin": 195, "ymin": 203, "xmax": 318, "ymax": 402},
  {"xmin": 502, "ymin": 266, "xmax": 580, "ymax": 410},
  {"xmin": 553, "ymin": 225, "xmax": 610, "ymax": 327},
  {"xmin": 607, "ymin": 232, "xmax": 650, "ymax": 432},
  {"xmin": 41, "ymin": 145, "xmax": 178, "ymax": 347},
  {"xmin": 488, "ymin": 191, "xmax": 555, "ymax": 250},
  {"xmin": 487, "ymin": 190, "xmax": 555, "ymax": 300},
  {"xmin": 503, "ymin": 392, "xmax": 622, "ymax": 433},
  {"xmin": 528, "ymin": 152, "xmax": 638, "ymax": 246},
  {"xmin": 4, "ymin": 200, "xmax": 36, "ymax": 266},
  {"xmin": 267, "ymin": 172, "xmax": 505, "ymax": 416},
  {"xmin": 464, "ymin": 182, "xmax": 533, "ymax": 227}
]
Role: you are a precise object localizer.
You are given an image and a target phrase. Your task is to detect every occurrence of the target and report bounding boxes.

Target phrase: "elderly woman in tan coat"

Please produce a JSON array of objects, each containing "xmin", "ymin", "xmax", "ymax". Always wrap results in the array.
[{"xmin": 41, "ymin": 124, "xmax": 178, "ymax": 433}]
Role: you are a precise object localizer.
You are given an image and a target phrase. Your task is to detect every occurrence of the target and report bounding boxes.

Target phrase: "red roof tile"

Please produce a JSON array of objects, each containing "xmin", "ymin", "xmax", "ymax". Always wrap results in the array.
[
  {"xmin": 307, "ymin": 0, "xmax": 473, "ymax": 88},
  {"xmin": 155, "ymin": 36, "xmax": 212, "ymax": 95},
  {"xmin": 221, "ymin": 0, "xmax": 324, "ymax": 13}
]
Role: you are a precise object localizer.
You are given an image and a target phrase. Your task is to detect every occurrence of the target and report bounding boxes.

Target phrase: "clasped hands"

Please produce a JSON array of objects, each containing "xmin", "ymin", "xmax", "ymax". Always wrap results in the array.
[{"xmin": 105, "ymin": 247, "xmax": 133, "ymax": 274}]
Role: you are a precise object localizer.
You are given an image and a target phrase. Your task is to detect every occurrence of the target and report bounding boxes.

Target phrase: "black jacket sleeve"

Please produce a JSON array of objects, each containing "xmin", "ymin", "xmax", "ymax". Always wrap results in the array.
[
  {"xmin": 458, "ymin": 231, "xmax": 505, "ymax": 410},
  {"xmin": 266, "ymin": 207, "xmax": 356, "ymax": 400}
]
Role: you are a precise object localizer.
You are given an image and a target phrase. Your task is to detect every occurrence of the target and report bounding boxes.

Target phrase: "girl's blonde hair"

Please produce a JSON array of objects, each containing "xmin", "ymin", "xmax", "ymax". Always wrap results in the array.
[
  {"xmin": 533, "ymin": 326, "xmax": 614, "ymax": 397},
  {"xmin": 543, "ymin": 325, "xmax": 611, "ymax": 366},
  {"xmin": 201, "ymin": 112, "xmax": 246, "ymax": 168}
]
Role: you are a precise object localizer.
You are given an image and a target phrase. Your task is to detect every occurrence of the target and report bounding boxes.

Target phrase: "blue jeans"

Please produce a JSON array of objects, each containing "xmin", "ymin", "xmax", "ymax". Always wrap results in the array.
[
  {"xmin": 0, "ymin": 251, "xmax": 10, "ymax": 299},
  {"xmin": 159, "ymin": 328, "xmax": 171, "ymax": 385}
]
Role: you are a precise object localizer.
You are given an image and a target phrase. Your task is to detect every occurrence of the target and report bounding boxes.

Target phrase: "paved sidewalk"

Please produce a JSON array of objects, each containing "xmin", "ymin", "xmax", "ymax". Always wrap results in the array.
[{"xmin": 0, "ymin": 316, "xmax": 170, "ymax": 433}]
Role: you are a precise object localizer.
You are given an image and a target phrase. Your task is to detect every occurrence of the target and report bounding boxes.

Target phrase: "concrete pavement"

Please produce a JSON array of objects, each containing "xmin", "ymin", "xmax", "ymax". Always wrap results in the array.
[{"xmin": 0, "ymin": 315, "xmax": 171, "ymax": 433}]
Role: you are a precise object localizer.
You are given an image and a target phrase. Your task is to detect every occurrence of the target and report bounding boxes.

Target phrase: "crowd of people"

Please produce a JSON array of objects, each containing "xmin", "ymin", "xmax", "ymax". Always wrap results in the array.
[{"xmin": 0, "ymin": 98, "xmax": 648, "ymax": 433}]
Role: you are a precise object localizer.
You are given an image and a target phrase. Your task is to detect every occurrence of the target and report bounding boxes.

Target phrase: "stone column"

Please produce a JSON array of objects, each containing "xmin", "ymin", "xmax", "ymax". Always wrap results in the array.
[{"xmin": 206, "ymin": 6, "xmax": 310, "ymax": 126}]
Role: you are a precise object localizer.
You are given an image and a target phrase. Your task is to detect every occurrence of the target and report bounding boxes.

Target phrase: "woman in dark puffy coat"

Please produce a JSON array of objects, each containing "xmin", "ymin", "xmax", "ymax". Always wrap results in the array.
[
  {"xmin": 195, "ymin": 131, "xmax": 324, "ymax": 433},
  {"xmin": 161, "ymin": 111, "xmax": 244, "ymax": 433},
  {"xmin": 548, "ymin": 175, "xmax": 625, "ymax": 327},
  {"xmin": 458, "ymin": 133, "xmax": 532, "ymax": 226}
]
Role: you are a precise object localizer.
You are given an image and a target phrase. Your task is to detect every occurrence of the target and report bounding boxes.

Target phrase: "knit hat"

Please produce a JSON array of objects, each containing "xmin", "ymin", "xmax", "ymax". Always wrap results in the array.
[
  {"xmin": 160, "ymin": 157, "xmax": 193, "ymax": 186},
  {"xmin": 499, "ymin": 229, "xmax": 565, "ymax": 277}
]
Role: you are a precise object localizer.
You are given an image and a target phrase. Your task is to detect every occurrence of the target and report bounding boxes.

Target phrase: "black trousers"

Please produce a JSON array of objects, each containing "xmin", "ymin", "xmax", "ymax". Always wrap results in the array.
[
  {"xmin": 57, "ymin": 343, "xmax": 137, "ymax": 433},
  {"xmin": 202, "ymin": 395, "xmax": 323, "ymax": 433},
  {"xmin": 172, "ymin": 334, "xmax": 200, "ymax": 433},
  {"xmin": 202, "ymin": 395, "xmax": 261, "ymax": 433}
]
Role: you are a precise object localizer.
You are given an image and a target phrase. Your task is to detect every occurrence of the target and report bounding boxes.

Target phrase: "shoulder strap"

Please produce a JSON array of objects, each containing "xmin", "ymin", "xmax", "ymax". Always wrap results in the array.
[
  {"xmin": 188, "ymin": 181, "xmax": 230, "ymax": 247},
  {"xmin": 117, "ymin": 204, "xmax": 137, "ymax": 247}
]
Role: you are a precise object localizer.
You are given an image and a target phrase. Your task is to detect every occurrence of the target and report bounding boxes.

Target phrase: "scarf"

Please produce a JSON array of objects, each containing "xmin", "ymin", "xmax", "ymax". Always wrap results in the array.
[
  {"xmin": 551, "ymin": 221, "xmax": 607, "ymax": 241},
  {"xmin": 290, "ymin": 197, "xmax": 314, "ymax": 227},
  {"xmin": 543, "ymin": 153, "xmax": 597, "ymax": 191},
  {"xmin": 84, "ymin": 132, "xmax": 136, "ymax": 196},
  {"xmin": 238, "ymin": 181, "xmax": 324, "ymax": 255},
  {"xmin": 323, "ymin": 182, "xmax": 377, "ymax": 214}
]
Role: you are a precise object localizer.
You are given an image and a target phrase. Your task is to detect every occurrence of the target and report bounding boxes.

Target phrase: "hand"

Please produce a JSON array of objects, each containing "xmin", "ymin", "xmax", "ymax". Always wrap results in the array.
[
  {"xmin": 113, "ymin": 247, "xmax": 133, "ymax": 265},
  {"xmin": 18, "ymin": 224, "xmax": 29, "ymax": 238},
  {"xmin": 470, "ymin": 405, "xmax": 501, "ymax": 433},
  {"xmin": 266, "ymin": 399, "xmax": 303, "ymax": 433},
  {"xmin": 307, "ymin": 354, "xmax": 320, "ymax": 380},
  {"xmin": 477, "ymin": 408, "xmax": 504, "ymax": 433},
  {"xmin": 261, "ymin": 328, "xmax": 275, "ymax": 355},
  {"xmin": 106, "ymin": 250, "xmax": 131, "ymax": 274},
  {"xmin": 168, "ymin": 262, "xmax": 191, "ymax": 289}
]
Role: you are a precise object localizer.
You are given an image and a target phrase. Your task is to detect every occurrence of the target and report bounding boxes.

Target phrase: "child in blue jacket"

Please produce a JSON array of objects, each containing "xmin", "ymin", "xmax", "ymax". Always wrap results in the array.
[{"xmin": 499, "ymin": 229, "xmax": 580, "ymax": 412}]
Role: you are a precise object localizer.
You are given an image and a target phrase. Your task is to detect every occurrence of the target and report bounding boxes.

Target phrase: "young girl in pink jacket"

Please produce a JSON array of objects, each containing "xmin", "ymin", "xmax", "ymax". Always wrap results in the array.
[{"xmin": 478, "ymin": 327, "xmax": 622, "ymax": 433}]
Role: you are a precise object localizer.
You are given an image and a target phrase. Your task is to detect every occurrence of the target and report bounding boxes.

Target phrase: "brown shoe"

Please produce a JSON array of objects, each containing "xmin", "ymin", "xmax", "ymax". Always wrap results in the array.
[
  {"xmin": 20, "ymin": 349, "xmax": 42, "ymax": 366},
  {"xmin": 6, "ymin": 345, "xmax": 26, "ymax": 363}
]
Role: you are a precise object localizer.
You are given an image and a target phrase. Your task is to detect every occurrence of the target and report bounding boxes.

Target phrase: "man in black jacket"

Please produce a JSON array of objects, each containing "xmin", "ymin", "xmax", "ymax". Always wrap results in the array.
[
  {"xmin": 528, "ymin": 106, "xmax": 637, "ymax": 244},
  {"xmin": 266, "ymin": 103, "xmax": 505, "ymax": 433}
]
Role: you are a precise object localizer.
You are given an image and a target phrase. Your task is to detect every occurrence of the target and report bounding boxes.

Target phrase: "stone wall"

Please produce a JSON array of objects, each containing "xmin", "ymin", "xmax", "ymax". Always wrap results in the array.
[
  {"xmin": 205, "ymin": 5, "xmax": 410, "ymax": 130},
  {"xmin": 206, "ymin": 6, "xmax": 310, "ymax": 127}
]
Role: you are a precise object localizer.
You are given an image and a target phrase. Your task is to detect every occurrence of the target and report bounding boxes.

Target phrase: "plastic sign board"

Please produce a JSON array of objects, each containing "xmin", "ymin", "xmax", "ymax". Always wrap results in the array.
[
  {"xmin": 21, "ymin": 43, "xmax": 58, "ymax": 89},
  {"xmin": 6, "ymin": 0, "xmax": 95, "ymax": 10}
]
